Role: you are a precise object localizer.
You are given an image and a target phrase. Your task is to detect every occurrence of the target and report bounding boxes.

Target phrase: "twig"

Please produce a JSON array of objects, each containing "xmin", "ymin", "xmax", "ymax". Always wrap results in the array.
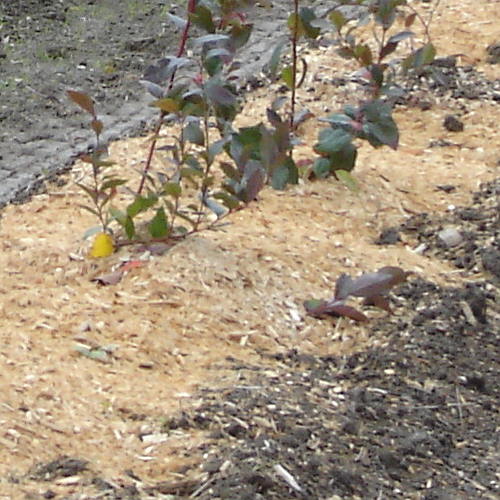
[
  {"xmin": 190, "ymin": 474, "xmax": 217, "ymax": 498},
  {"xmin": 274, "ymin": 464, "xmax": 303, "ymax": 493},
  {"xmin": 455, "ymin": 386, "xmax": 463, "ymax": 424}
]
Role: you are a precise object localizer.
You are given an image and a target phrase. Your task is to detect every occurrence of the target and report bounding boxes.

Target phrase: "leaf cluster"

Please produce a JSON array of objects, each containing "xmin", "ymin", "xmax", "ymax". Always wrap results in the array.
[
  {"xmin": 265, "ymin": 0, "xmax": 438, "ymax": 188},
  {"xmin": 304, "ymin": 266, "xmax": 409, "ymax": 322}
]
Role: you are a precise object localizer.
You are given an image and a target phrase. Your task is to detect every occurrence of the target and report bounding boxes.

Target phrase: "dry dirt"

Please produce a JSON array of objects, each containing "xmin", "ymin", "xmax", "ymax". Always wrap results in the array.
[{"xmin": 0, "ymin": 1, "xmax": 498, "ymax": 499}]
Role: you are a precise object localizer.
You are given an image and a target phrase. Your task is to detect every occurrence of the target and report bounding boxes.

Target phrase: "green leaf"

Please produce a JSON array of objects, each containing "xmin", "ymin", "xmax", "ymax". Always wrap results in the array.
[
  {"xmin": 287, "ymin": 13, "xmax": 305, "ymax": 38},
  {"xmin": 284, "ymin": 156, "xmax": 299, "ymax": 185},
  {"xmin": 271, "ymin": 164, "xmax": 289, "ymax": 190},
  {"xmin": 208, "ymin": 138, "xmax": 227, "ymax": 164},
  {"xmin": 149, "ymin": 207, "xmax": 169, "ymax": 238},
  {"xmin": 354, "ymin": 44, "xmax": 373, "ymax": 66},
  {"xmin": 109, "ymin": 206, "xmax": 126, "ymax": 225},
  {"xmin": 213, "ymin": 191, "xmax": 241, "ymax": 210},
  {"xmin": 75, "ymin": 182, "xmax": 98, "ymax": 203},
  {"xmin": 83, "ymin": 226, "xmax": 104, "ymax": 240},
  {"xmin": 329, "ymin": 10, "xmax": 346, "ymax": 32},
  {"xmin": 335, "ymin": 169, "xmax": 359, "ymax": 192},
  {"xmin": 230, "ymin": 23, "xmax": 252, "ymax": 50},
  {"xmin": 270, "ymin": 157, "xmax": 297, "ymax": 190},
  {"xmin": 314, "ymin": 128, "xmax": 352, "ymax": 155},
  {"xmin": 281, "ymin": 66, "xmax": 294, "ymax": 88},
  {"xmin": 374, "ymin": 0, "xmax": 398, "ymax": 29},
  {"xmin": 402, "ymin": 42, "xmax": 436, "ymax": 72},
  {"xmin": 361, "ymin": 100, "xmax": 399, "ymax": 149},
  {"xmin": 78, "ymin": 204, "xmax": 100, "ymax": 217},
  {"xmin": 181, "ymin": 167, "xmax": 204, "ymax": 178},
  {"xmin": 298, "ymin": 7, "xmax": 321, "ymax": 39},
  {"xmin": 312, "ymin": 157, "xmax": 332, "ymax": 178},
  {"xmin": 195, "ymin": 34, "xmax": 230, "ymax": 45},
  {"xmin": 110, "ymin": 207, "xmax": 135, "ymax": 239},
  {"xmin": 203, "ymin": 54, "xmax": 223, "ymax": 77},
  {"xmin": 320, "ymin": 113, "xmax": 354, "ymax": 128},
  {"xmin": 205, "ymin": 81, "xmax": 236, "ymax": 106},
  {"xmin": 182, "ymin": 121, "xmax": 204, "ymax": 145},
  {"xmin": 124, "ymin": 216, "xmax": 135, "ymax": 240},
  {"xmin": 237, "ymin": 125, "xmax": 262, "ymax": 146},
  {"xmin": 166, "ymin": 12, "xmax": 188, "ymax": 30},
  {"xmin": 100, "ymin": 178, "xmax": 127, "ymax": 191},
  {"xmin": 265, "ymin": 39, "xmax": 287, "ymax": 79},
  {"xmin": 303, "ymin": 299, "xmax": 326, "ymax": 313},
  {"xmin": 189, "ymin": 5, "xmax": 215, "ymax": 33},
  {"xmin": 127, "ymin": 194, "xmax": 157, "ymax": 218},
  {"xmin": 328, "ymin": 141, "xmax": 357, "ymax": 172},
  {"xmin": 163, "ymin": 182, "xmax": 182, "ymax": 198},
  {"xmin": 151, "ymin": 97, "xmax": 180, "ymax": 113}
]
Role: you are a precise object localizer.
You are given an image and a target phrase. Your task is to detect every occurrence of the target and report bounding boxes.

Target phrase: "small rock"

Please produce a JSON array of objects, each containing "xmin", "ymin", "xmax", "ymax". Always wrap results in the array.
[
  {"xmin": 375, "ymin": 227, "xmax": 401, "ymax": 245},
  {"xmin": 436, "ymin": 184, "xmax": 456, "ymax": 193},
  {"xmin": 437, "ymin": 227, "xmax": 463, "ymax": 247},
  {"xmin": 486, "ymin": 42, "xmax": 500, "ymax": 64},
  {"xmin": 443, "ymin": 114, "xmax": 464, "ymax": 132}
]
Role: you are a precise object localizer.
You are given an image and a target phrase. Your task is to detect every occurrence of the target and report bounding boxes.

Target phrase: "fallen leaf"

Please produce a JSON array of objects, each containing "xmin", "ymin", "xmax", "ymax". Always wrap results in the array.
[
  {"xmin": 91, "ymin": 269, "xmax": 124, "ymax": 286},
  {"xmin": 89, "ymin": 232, "xmax": 114, "ymax": 258}
]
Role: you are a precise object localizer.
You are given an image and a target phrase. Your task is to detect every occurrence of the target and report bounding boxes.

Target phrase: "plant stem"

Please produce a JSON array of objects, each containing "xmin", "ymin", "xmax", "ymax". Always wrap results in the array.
[
  {"xmin": 289, "ymin": 0, "xmax": 300, "ymax": 131},
  {"xmin": 194, "ymin": 105, "xmax": 212, "ymax": 230},
  {"xmin": 136, "ymin": 0, "xmax": 197, "ymax": 195}
]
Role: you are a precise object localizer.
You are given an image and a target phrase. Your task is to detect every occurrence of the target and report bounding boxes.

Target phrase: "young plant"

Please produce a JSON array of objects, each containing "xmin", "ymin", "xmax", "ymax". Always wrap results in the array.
[
  {"xmin": 310, "ymin": 0, "xmax": 438, "ymax": 185},
  {"xmin": 67, "ymin": 0, "xmax": 265, "ymax": 248},
  {"xmin": 67, "ymin": 90, "xmax": 127, "ymax": 237},
  {"xmin": 304, "ymin": 266, "xmax": 409, "ymax": 322}
]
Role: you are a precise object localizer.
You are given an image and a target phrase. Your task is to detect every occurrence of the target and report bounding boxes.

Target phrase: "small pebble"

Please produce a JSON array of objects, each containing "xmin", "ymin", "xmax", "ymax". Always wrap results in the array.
[
  {"xmin": 437, "ymin": 227, "xmax": 463, "ymax": 247},
  {"xmin": 443, "ymin": 114, "xmax": 464, "ymax": 132}
]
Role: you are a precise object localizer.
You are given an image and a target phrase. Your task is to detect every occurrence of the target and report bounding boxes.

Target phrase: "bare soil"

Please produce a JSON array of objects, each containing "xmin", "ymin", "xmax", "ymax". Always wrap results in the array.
[{"xmin": 0, "ymin": 1, "xmax": 498, "ymax": 499}]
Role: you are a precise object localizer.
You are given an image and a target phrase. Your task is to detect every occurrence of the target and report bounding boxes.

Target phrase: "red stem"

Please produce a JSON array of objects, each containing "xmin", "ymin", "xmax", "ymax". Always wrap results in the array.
[{"xmin": 136, "ymin": 0, "xmax": 197, "ymax": 195}]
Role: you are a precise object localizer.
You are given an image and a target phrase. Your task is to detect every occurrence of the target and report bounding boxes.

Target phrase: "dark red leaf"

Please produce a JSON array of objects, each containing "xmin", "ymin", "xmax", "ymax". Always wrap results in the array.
[
  {"xmin": 328, "ymin": 303, "xmax": 368, "ymax": 322},
  {"xmin": 364, "ymin": 294, "xmax": 393, "ymax": 313},
  {"xmin": 335, "ymin": 266, "xmax": 409, "ymax": 300},
  {"xmin": 67, "ymin": 90, "xmax": 96, "ymax": 116}
]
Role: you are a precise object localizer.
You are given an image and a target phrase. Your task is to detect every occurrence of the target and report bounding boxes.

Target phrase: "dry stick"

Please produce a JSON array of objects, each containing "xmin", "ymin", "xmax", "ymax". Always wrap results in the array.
[
  {"xmin": 406, "ymin": 0, "xmax": 441, "ymax": 44},
  {"xmin": 136, "ymin": 0, "xmax": 197, "ymax": 195}
]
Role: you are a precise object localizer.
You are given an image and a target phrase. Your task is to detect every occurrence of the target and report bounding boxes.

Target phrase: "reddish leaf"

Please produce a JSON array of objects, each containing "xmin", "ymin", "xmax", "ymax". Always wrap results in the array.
[
  {"xmin": 67, "ymin": 90, "xmax": 96, "ymax": 116},
  {"xmin": 304, "ymin": 299, "xmax": 368, "ymax": 322},
  {"xmin": 364, "ymin": 294, "xmax": 393, "ymax": 313},
  {"xmin": 405, "ymin": 13, "xmax": 417, "ymax": 28},
  {"xmin": 79, "ymin": 154, "xmax": 94, "ymax": 164},
  {"xmin": 120, "ymin": 260, "xmax": 143, "ymax": 272},
  {"xmin": 328, "ymin": 303, "xmax": 368, "ymax": 322},
  {"xmin": 335, "ymin": 266, "xmax": 408, "ymax": 300},
  {"xmin": 91, "ymin": 119, "xmax": 103, "ymax": 136},
  {"xmin": 243, "ymin": 163, "xmax": 265, "ymax": 203}
]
